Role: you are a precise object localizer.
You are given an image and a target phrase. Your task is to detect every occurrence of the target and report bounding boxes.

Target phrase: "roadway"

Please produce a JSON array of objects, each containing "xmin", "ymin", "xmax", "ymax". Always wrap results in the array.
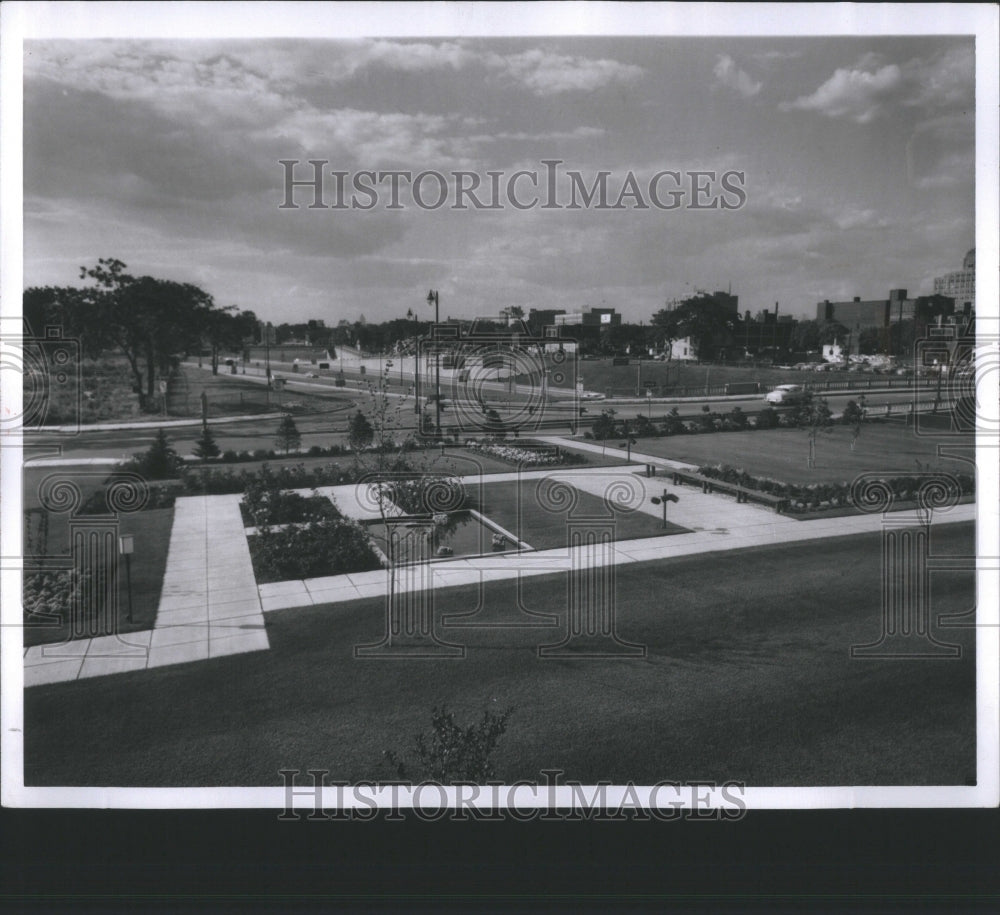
[{"xmin": 25, "ymin": 362, "xmax": 932, "ymax": 464}]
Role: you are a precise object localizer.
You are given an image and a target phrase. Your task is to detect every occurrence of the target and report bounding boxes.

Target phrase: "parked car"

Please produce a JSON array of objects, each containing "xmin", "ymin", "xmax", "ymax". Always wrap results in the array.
[
  {"xmin": 304, "ymin": 371, "xmax": 319, "ymax": 378},
  {"xmin": 765, "ymin": 384, "xmax": 805, "ymax": 404}
]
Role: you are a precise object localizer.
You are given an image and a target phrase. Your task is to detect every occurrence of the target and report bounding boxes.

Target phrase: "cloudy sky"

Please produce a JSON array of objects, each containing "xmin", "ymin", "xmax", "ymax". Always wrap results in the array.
[{"xmin": 23, "ymin": 35, "xmax": 975, "ymax": 324}]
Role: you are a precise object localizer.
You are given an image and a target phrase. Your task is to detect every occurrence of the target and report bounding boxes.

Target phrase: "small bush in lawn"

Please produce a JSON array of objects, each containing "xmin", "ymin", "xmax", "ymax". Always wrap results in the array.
[
  {"xmin": 382, "ymin": 704, "xmax": 516, "ymax": 783},
  {"xmin": 726, "ymin": 407, "xmax": 749, "ymax": 430},
  {"xmin": 632, "ymin": 414, "xmax": 654, "ymax": 437},
  {"xmin": 221, "ymin": 449, "xmax": 239, "ymax": 463},
  {"xmin": 252, "ymin": 448, "xmax": 270, "ymax": 460}
]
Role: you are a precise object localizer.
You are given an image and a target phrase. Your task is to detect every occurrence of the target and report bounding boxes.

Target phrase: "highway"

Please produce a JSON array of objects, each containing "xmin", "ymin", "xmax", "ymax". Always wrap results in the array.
[{"xmin": 25, "ymin": 363, "xmax": 942, "ymax": 464}]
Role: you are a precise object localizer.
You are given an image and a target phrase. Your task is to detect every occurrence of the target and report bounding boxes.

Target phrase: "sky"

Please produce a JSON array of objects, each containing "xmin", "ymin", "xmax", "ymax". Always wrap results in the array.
[{"xmin": 22, "ymin": 34, "xmax": 976, "ymax": 325}]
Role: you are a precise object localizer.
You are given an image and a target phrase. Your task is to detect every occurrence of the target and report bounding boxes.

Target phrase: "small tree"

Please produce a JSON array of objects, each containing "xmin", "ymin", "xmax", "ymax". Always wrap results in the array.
[
  {"xmin": 796, "ymin": 392, "xmax": 834, "ymax": 468},
  {"xmin": 842, "ymin": 396, "xmax": 867, "ymax": 451},
  {"xmin": 274, "ymin": 414, "xmax": 301, "ymax": 455},
  {"xmin": 592, "ymin": 408, "xmax": 617, "ymax": 441},
  {"xmin": 347, "ymin": 410, "xmax": 374, "ymax": 453},
  {"xmin": 383, "ymin": 704, "xmax": 516, "ymax": 783},
  {"xmin": 192, "ymin": 423, "xmax": 220, "ymax": 461},
  {"xmin": 128, "ymin": 428, "xmax": 182, "ymax": 479}
]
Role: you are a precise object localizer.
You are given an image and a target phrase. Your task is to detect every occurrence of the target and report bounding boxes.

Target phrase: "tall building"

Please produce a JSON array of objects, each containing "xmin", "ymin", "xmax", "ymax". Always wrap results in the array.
[{"xmin": 933, "ymin": 248, "xmax": 975, "ymax": 310}]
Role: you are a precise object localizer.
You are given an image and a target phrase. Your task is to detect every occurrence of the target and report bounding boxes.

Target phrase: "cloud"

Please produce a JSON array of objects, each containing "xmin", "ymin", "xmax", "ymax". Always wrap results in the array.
[
  {"xmin": 781, "ymin": 61, "xmax": 902, "ymax": 122},
  {"xmin": 713, "ymin": 55, "xmax": 762, "ymax": 98},
  {"xmin": 781, "ymin": 44, "xmax": 973, "ymax": 123}
]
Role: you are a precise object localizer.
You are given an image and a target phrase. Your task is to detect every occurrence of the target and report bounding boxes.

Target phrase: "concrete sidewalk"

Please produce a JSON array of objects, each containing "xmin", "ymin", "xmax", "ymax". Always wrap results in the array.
[{"xmin": 24, "ymin": 494, "xmax": 269, "ymax": 686}]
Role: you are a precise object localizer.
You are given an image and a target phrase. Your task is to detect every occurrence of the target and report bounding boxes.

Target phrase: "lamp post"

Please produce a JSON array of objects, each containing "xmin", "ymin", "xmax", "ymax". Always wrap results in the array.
[
  {"xmin": 650, "ymin": 490, "xmax": 679, "ymax": 529},
  {"xmin": 427, "ymin": 290, "xmax": 441, "ymax": 434},
  {"xmin": 118, "ymin": 534, "xmax": 135, "ymax": 623}
]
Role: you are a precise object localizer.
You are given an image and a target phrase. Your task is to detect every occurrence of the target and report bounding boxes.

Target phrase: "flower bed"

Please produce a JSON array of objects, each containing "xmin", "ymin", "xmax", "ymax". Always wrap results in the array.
[
  {"xmin": 248, "ymin": 517, "xmax": 383, "ymax": 583},
  {"xmin": 464, "ymin": 439, "xmax": 580, "ymax": 467},
  {"xmin": 696, "ymin": 463, "xmax": 975, "ymax": 515}
]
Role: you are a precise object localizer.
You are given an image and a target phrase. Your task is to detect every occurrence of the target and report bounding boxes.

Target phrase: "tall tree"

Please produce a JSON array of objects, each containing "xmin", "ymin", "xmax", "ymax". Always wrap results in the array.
[
  {"xmin": 650, "ymin": 294, "xmax": 737, "ymax": 360},
  {"xmin": 77, "ymin": 258, "xmax": 222, "ymax": 410}
]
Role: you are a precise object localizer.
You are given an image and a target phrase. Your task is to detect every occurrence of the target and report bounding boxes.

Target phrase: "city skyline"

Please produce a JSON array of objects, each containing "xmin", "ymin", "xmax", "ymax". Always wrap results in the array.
[{"xmin": 24, "ymin": 35, "xmax": 974, "ymax": 325}]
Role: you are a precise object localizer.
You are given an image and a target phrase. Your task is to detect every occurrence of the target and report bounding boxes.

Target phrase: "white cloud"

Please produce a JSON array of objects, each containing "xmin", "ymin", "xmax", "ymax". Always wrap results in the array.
[
  {"xmin": 781, "ymin": 61, "xmax": 902, "ymax": 122},
  {"xmin": 781, "ymin": 44, "xmax": 973, "ymax": 123},
  {"xmin": 713, "ymin": 55, "xmax": 762, "ymax": 98}
]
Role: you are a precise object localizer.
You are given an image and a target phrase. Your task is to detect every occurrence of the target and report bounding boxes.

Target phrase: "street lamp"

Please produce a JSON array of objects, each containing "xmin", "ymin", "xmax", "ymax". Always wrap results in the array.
[
  {"xmin": 619, "ymin": 434, "xmax": 637, "ymax": 462},
  {"xmin": 650, "ymin": 490, "xmax": 680, "ymax": 529},
  {"xmin": 427, "ymin": 289, "xmax": 441, "ymax": 434}
]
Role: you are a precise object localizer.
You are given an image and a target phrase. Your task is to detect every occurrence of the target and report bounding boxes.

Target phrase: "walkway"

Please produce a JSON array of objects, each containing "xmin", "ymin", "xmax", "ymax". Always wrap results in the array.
[{"xmin": 24, "ymin": 494, "xmax": 268, "ymax": 686}]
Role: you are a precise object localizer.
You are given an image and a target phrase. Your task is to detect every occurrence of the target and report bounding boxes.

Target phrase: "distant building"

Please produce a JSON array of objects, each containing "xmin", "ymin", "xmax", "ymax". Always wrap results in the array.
[{"xmin": 933, "ymin": 248, "xmax": 975, "ymax": 311}]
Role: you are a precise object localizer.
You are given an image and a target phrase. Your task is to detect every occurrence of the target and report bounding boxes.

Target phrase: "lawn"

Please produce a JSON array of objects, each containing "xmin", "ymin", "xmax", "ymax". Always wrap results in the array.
[
  {"xmin": 583, "ymin": 422, "xmax": 975, "ymax": 485},
  {"xmin": 23, "ymin": 507, "xmax": 174, "ymax": 647},
  {"xmin": 23, "ymin": 523, "xmax": 975, "ymax": 787},
  {"xmin": 467, "ymin": 480, "xmax": 688, "ymax": 550}
]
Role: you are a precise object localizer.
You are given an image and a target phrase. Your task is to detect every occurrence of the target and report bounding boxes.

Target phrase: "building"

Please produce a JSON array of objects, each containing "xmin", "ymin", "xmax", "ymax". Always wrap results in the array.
[
  {"xmin": 816, "ymin": 289, "xmax": 915, "ymax": 327},
  {"xmin": 933, "ymin": 248, "xmax": 975, "ymax": 311}
]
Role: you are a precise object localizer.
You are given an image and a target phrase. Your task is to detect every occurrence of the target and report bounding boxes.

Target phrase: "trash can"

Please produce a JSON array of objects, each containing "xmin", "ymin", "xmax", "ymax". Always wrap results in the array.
[{"xmin": 646, "ymin": 464, "xmax": 655, "ymax": 478}]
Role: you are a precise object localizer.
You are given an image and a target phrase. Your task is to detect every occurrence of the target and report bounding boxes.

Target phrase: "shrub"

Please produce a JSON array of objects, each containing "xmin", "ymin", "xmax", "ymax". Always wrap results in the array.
[
  {"xmin": 754, "ymin": 407, "xmax": 780, "ymax": 430},
  {"xmin": 383, "ymin": 704, "xmax": 516, "ymax": 783},
  {"xmin": 242, "ymin": 466, "xmax": 340, "ymax": 527},
  {"xmin": 122, "ymin": 429, "xmax": 183, "ymax": 480},
  {"xmin": 252, "ymin": 448, "xmax": 270, "ymax": 460},
  {"xmin": 632, "ymin": 414, "xmax": 655, "ymax": 437},
  {"xmin": 726, "ymin": 407, "xmax": 749, "ymax": 430},
  {"xmin": 249, "ymin": 518, "xmax": 382, "ymax": 582},
  {"xmin": 221, "ymin": 449, "xmax": 239, "ymax": 463},
  {"xmin": 661, "ymin": 408, "xmax": 685, "ymax": 436}
]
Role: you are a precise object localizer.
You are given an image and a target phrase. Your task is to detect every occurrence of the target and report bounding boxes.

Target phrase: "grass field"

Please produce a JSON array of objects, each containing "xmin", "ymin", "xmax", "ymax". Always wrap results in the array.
[
  {"xmin": 583, "ymin": 423, "xmax": 975, "ymax": 485},
  {"xmin": 468, "ymin": 480, "xmax": 688, "ymax": 549},
  {"xmin": 23, "ymin": 507, "xmax": 173, "ymax": 647},
  {"xmin": 24, "ymin": 523, "xmax": 975, "ymax": 787}
]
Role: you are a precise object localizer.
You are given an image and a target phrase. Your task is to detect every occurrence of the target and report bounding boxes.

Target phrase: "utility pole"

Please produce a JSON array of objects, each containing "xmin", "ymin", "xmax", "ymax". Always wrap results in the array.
[{"xmin": 427, "ymin": 290, "xmax": 441, "ymax": 433}]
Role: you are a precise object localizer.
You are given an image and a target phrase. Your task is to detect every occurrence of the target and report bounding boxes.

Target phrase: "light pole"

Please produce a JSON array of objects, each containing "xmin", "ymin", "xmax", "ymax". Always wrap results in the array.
[
  {"xmin": 427, "ymin": 290, "xmax": 441, "ymax": 434},
  {"xmin": 650, "ymin": 490, "xmax": 679, "ymax": 529}
]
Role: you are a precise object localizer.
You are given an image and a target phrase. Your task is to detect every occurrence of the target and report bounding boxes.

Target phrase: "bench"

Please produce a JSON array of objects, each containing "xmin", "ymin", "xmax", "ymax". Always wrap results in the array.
[{"xmin": 671, "ymin": 469, "xmax": 789, "ymax": 514}]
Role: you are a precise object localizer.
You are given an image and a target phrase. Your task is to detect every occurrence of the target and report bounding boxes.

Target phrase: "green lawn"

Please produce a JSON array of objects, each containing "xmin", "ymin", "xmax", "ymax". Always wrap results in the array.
[
  {"xmin": 23, "ymin": 507, "xmax": 174, "ymax": 647},
  {"xmin": 585, "ymin": 423, "xmax": 974, "ymax": 485},
  {"xmin": 24, "ymin": 523, "xmax": 975, "ymax": 787},
  {"xmin": 468, "ymin": 480, "xmax": 688, "ymax": 549}
]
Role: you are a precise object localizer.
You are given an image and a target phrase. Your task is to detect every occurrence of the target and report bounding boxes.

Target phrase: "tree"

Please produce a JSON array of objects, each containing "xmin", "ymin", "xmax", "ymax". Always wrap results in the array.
[
  {"xmin": 347, "ymin": 410, "xmax": 375, "ymax": 452},
  {"xmin": 842, "ymin": 396, "xmax": 867, "ymax": 451},
  {"xmin": 383, "ymin": 704, "xmax": 516, "ymax": 783},
  {"xmin": 127, "ymin": 428, "xmax": 182, "ymax": 480},
  {"xmin": 790, "ymin": 319, "xmax": 821, "ymax": 353},
  {"xmin": 857, "ymin": 326, "xmax": 883, "ymax": 356},
  {"xmin": 650, "ymin": 294, "xmax": 737, "ymax": 360},
  {"xmin": 591, "ymin": 408, "xmax": 617, "ymax": 441},
  {"xmin": 193, "ymin": 423, "xmax": 221, "ymax": 460},
  {"xmin": 795, "ymin": 391, "xmax": 834, "ymax": 468},
  {"xmin": 818, "ymin": 321, "xmax": 849, "ymax": 346},
  {"xmin": 274, "ymin": 414, "xmax": 301, "ymax": 454}
]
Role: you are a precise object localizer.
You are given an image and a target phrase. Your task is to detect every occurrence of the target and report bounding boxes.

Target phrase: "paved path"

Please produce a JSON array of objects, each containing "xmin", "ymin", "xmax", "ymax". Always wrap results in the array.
[{"xmin": 24, "ymin": 495, "xmax": 268, "ymax": 686}]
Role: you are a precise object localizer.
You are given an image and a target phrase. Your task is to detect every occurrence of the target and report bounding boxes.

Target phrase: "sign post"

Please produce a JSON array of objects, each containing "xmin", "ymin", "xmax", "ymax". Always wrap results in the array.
[{"xmin": 119, "ymin": 534, "xmax": 135, "ymax": 623}]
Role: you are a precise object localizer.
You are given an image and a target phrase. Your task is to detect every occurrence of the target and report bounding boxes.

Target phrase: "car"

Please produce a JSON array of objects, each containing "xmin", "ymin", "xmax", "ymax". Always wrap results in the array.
[
  {"xmin": 304, "ymin": 371, "xmax": 319, "ymax": 378},
  {"xmin": 580, "ymin": 391, "xmax": 606, "ymax": 400},
  {"xmin": 765, "ymin": 384, "xmax": 805, "ymax": 405}
]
